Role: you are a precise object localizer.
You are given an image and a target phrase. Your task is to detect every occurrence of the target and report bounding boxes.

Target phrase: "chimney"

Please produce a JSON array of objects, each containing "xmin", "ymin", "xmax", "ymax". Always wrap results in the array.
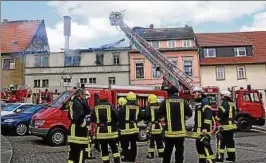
[
  {"xmin": 64, "ymin": 16, "xmax": 71, "ymax": 52},
  {"xmin": 149, "ymin": 24, "xmax": 154, "ymax": 29},
  {"xmin": 2, "ymin": 19, "xmax": 8, "ymax": 23}
]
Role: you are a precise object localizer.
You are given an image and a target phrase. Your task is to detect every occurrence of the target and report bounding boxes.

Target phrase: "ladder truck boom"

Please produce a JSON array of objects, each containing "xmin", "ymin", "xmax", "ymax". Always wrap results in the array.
[{"xmin": 109, "ymin": 11, "xmax": 194, "ymax": 91}]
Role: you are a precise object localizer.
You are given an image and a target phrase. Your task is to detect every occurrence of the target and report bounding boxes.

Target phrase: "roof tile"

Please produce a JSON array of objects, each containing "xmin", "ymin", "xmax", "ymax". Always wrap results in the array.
[{"xmin": 1, "ymin": 20, "xmax": 42, "ymax": 53}]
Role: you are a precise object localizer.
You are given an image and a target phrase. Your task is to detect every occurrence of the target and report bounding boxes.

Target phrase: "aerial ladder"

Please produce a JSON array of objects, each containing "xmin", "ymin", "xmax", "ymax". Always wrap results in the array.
[{"xmin": 109, "ymin": 11, "xmax": 194, "ymax": 91}]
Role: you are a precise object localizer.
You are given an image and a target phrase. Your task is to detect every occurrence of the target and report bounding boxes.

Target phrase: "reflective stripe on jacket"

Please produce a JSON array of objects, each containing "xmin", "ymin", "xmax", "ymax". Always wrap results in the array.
[{"xmin": 119, "ymin": 104, "xmax": 140, "ymax": 135}]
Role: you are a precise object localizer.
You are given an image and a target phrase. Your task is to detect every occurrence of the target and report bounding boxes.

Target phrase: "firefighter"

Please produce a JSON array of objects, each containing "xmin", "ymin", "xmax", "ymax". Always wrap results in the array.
[
  {"xmin": 90, "ymin": 91, "xmax": 121, "ymax": 163},
  {"xmin": 192, "ymin": 86, "xmax": 216, "ymax": 163},
  {"xmin": 157, "ymin": 86, "xmax": 192, "ymax": 163},
  {"xmin": 117, "ymin": 97, "xmax": 128, "ymax": 159},
  {"xmin": 67, "ymin": 89, "xmax": 88, "ymax": 163},
  {"xmin": 215, "ymin": 90, "xmax": 237, "ymax": 162},
  {"xmin": 118, "ymin": 91, "xmax": 140, "ymax": 162},
  {"xmin": 82, "ymin": 90, "xmax": 95, "ymax": 160},
  {"xmin": 145, "ymin": 94, "xmax": 164, "ymax": 159}
]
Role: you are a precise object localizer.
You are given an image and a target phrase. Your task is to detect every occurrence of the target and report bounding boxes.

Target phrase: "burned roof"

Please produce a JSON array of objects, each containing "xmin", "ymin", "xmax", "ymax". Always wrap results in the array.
[{"xmin": 132, "ymin": 25, "xmax": 195, "ymax": 41}]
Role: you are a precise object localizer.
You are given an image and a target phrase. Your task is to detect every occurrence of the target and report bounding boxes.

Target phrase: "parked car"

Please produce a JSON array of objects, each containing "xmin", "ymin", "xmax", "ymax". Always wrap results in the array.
[
  {"xmin": 1, "ymin": 104, "xmax": 48, "ymax": 136},
  {"xmin": 1, "ymin": 103, "xmax": 34, "ymax": 116},
  {"xmin": 1, "ymin": 101, "xmax": 7, "ymax": 108}
]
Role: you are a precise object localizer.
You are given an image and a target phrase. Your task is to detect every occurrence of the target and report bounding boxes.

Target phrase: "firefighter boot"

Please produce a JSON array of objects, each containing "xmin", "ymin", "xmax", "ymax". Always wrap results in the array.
[
  {"xmin": 158, "ymin": 152, "xmax": 164, "ymax": 158},
  {"xmin": 226, "ymin": 151, "xmax": 236, "ymax": 162},
  {"xmin": 146, "ymin": 152, "xmax": 154, "ymax": 159},
  {"xmin": 215, "ymin": 153, "xmax": 224, "ymax": 162}
]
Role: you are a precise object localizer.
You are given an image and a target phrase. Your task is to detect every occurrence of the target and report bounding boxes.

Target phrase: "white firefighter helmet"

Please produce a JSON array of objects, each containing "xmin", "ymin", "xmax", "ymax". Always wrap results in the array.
[
  {"xmin": 192, "ymin": 85, "xmax": 204, "ymax": 93},
  {"xmin": 10, "ymin": 84, "xmax": 14, "ymax": 87},
  {"xmin": 85, "ymin": 90, "xmax": 91, "ymax": 98},
  {"xmin": 221, "ymin": 90, "xmax": 231, "ymax": 98}
]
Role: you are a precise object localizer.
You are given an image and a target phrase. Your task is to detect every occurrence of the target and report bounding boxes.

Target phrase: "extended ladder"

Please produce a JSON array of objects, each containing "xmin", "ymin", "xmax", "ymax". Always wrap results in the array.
[{"xmin": 109, "ymin": 12, "xmax": 194, "ymax": 90}]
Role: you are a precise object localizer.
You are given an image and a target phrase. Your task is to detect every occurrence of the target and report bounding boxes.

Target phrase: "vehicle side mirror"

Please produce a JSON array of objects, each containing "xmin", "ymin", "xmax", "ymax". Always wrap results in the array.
[{"xmin": 62, "ymin": 101, "xmax": 70, "ymax": 110}]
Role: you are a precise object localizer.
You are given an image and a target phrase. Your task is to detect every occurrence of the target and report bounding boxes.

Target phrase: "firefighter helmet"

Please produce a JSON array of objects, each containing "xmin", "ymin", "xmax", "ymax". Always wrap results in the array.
[
  {"xmin": 10, "ymin": 84, "xmax": 14, "ymax": 87},
  {"xmin": 118, "ymin": 97, "xmax": 127, "ymax": 106},
  {"xmin": 192, "ymin": 85, "xmax": 205, "ymax": 93},
  {"xmin": 148, "ymin": 94, "xmax": 158, "ymax": 104},
  {"xmin": 85, "ymin": 90, "xmax": 91, "ymax": 98},
  {"xmin": 126, "ymin": 91, "xmax": 137, "ymax": 101},
  {"xmin": 99, "ymin": 91, "xmax": 108, "ymax": 101},
  {"xmin": 221, "ymin": 90, "xmax": 231, "ymax": 98}
]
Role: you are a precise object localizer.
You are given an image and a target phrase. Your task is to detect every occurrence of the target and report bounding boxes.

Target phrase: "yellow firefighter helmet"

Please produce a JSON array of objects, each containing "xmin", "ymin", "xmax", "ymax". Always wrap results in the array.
[{"xmin": 148, "ymin": 94, "xmax": 158, "ymax": 104}]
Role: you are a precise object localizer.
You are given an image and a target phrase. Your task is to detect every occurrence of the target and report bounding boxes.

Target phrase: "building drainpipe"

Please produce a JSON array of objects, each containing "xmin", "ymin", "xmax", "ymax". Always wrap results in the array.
[{"xmin": 22, "ymin": 51, "xmax": 26, "ymax": 85}]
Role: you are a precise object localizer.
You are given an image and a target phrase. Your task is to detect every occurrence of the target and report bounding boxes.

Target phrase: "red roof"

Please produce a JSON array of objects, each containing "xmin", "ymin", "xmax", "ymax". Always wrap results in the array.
[
  {"xmin": 196, "ymin": 31, "xmax": 266, "ymax": 65},
  {"xmin": 1, "ymin": 20, "xmax": 42, "ymax": 53}
]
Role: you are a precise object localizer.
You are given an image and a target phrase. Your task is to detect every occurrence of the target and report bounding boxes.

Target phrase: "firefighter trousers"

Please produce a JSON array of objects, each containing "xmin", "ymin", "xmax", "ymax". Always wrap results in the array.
[
  {"xmin": 196, "ymin": 138, "xmax": 215, "ymax": 163},
  {"xmin": 84, "ymin": 136, "xmax": 94, "ymax": 159},
  {"xmin": 163, "ymin": 137, "xmax": 184, "ymax": 163},
  {"xmin": 147, "ymin": 134, "xmax": 164, "ymax": 158},
  {"xmin": 67, "ymin": 124, "xmax": 88, "ymax": 163},
  {"xmin": 120, "ymin": 134, "xmax": 138, "ymax": 162},
  {"xmin": 98, "ymin": 138, "xmax": 121, "ymax": 163},
  {"xmin": 216, "ymin": 130, "xmax": 236, "ymax": 161}
]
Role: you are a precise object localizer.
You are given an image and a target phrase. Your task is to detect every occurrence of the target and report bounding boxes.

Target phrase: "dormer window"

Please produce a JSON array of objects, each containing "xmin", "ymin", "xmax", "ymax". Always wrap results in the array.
[
  {"xmin": 182, "ymin": 40, "xmax": 192, "ymax": 47},
  {"xmin": 167, "ymin": 40, "xmax": 176, "ymax": 48},
  {"xmin": 204, "ymin": 48, "xmax": 216, "ymax": 58},
  {"xmin": 234, "ymin": 47, "xmax": 246, "ymax": 56}
]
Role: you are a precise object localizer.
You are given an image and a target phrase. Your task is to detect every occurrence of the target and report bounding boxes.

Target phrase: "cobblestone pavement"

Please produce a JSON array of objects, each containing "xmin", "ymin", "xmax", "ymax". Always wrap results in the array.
[{"xmin": 6, "ymin": 129, "xmax": 266, "ymax": 163}]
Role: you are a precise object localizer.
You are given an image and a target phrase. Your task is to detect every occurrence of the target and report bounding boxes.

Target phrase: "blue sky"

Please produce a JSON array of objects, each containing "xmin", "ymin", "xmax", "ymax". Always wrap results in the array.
[{"xmin": 2, "ymin": 1, "xmax": 266, "ymax": 52}]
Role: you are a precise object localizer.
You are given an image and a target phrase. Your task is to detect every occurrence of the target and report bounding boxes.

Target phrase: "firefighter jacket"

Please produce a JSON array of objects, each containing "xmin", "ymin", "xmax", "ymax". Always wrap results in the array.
[
  {"xmin": 144, "ymin": 103, "xmax": 162, "ymax": 135},
  {"xmin": 68, "ymin": 97, "xmax": 89, "ymax": 144},
  {"xmin": 215, "ymin": 98, "xmax": 237, "ymax": 131},
  {"xmin": 118, "ymin": 100, "xmax": 140, "ymax": 135},
  {"xmin": 192, "ymin": 97, "xmax": 214, "ymax": 138},
  {"xmin": 90, "ymin": 102, "xmax": 119, "ymax": 139},
  {"xmin": 157, "ymin": 95, "xmax": 193, "ymax": 138}
]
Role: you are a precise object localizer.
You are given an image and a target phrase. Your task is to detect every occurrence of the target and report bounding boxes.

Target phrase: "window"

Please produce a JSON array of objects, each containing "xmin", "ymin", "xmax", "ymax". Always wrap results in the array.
[
  {"xmin": 182, "ymin": 40, "xmax": 191, "ymax": 47},
  {"xmin": 64, "ymin": 56, "xmax": 80, "ymax": 66},
  {"xmin": 96, "ymin": 53, "xmax": 104, "ymax": 65},
  {"xmin": 35, "ymin": 55, "xmax": 49, "ymax": 67},
  {"xmin": 183, "ymin": 60, "xmax": 193, "ymax": 76},
  {"xmin": 109, "ymin": 77, "xmax": 116, "ymax": 85},
  {"xmin": 150, "ymin": 41, "xmax": 160, "ymax": 49},
  {"xmin": 63, "ymin": 78, "xmax": 71, "ymax": 83},
  {"xmin": 80, "ymin": 78, "xmax": 87, "ymax": 84},
  {"xmin": 243, "ymin": 92, "xmax": 260, "ymax": 102},
  {"xmin": 204, "ymin": 48, "xmax": 216, "ymax": 58},
  {"xmin": 168, "ymin": 57, "xmax": 178, "ymax": 72},
  {"xmin": 34, "ymin": 80, "xmax": 40, "ymax": 88},
  {"xmin": 113, "ymin": 53, "xmax": 120, "ymax": 65},
  {"xmin": 3, "ymin": 58, "xmax": 15, "ymax": 70},
  {"xmin": 135, "ymin": 62, "xmax": 144, "ymax": 79},
  {"xmin": 152, "ymin": 66, "xmax": 162, "ymax": 78},
  {"xmin": 42, "ymin": 79, "xmax": 49, "ymax": 88},
  {"xmin": 237, "ymin": 66, "xmax": 246, "ymax": 79},
  {"xmin": 234, "ymin": 47, "xmax": 247, "ymax": 56},
  {"xmin": 167, "ymin": 40, "xmax": 176, "ymax": 48},
  {"xmin": 216, "ymin": 66, "xmax": 225, "ymax": 80},
  {"xmin": 89, "ymin": 78, "xmax": 96, "ymax": 84}
]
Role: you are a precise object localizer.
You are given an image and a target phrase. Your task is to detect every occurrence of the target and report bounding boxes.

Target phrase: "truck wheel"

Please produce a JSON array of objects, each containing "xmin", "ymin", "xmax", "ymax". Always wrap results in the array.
[
  {"xmin": 237, "ymin": 117, "xmax": 252, "ymax": 131},
  {"xmin": 47, "ymin": 128, "xmax": 67, "ymax": 146},
  {"xmin": 15, "ymin": 123, "xmax": 28, "ymax": 136}
]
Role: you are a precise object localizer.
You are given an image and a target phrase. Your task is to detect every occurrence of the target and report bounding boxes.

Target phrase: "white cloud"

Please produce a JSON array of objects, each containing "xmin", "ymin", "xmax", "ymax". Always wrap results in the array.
[
  {"xmin": 240, "ymin": 11, "xmax": 266, "ymax": 32},
  {"xmin": 46, "ymin": 1, "xmax": 266, "ymax": 52}
]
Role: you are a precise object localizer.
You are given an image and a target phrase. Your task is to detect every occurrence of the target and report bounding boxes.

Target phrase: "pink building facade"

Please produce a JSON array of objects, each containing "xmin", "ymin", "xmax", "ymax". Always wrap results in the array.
[{"xmin": 130, "ymin": 39, "xmax": 201, "ymax": 86}]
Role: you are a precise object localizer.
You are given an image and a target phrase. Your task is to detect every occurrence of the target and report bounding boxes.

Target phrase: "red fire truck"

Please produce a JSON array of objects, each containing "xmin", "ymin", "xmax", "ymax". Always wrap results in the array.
[
  {"xmin": 29, "ymin": 85, "xmax": 167, "ymax": 146},
  {"xmin": 1, "ymin": 85, "xmax": 32, "ymax": 103},
  {"xmin": 36, "ymin": 89, "xmax": 61, "ymax": 104}
]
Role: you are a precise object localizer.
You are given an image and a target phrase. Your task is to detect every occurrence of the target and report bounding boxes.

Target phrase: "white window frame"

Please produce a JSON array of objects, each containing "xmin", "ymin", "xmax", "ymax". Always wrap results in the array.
[
  {"xmin": 150, "ymin": 41, "xmax": 160, "ymax": 49},
  {"xmin": 204, "ymin": 48, "xmax": 216, "ymax": 58},
  {"xmin": 80, "ymin": 78, "xmax": 87, "ymax": 84},
  {"xmin": 34, "ymin": 79, "xmax": 41, "ymax": 88},
  {"xmin": 89, "ymin": 78, "xmax": 96, "ymax": 84},
  {"xmin": 42, "ymin": 79, "xmax": 49, "ymax": 88},
  {"xmin": 183, "ymin": 60, "xmax": 193, "ymax": 76},
  {"xmin": 135, "ymin": 61, "xmax": 145, "ymax": 79},
  {"xmin": 216, "ymin": 66, "xmax": 225, "ymax": 80},
  {"xmin": 237, "ymin": 66, "xmax": 246, "ymax": 79},
  {"xmin": 167, "ymin": 40, "xmax": 176, "ymax": 48},
  {"xmin": 113, "ymin": 52, "xmax": 120, "ymax": 65},
  {"xmin": 182, "ymin": 40, "xmax": 192, "ymax": 47},
  {"xmin": 152, "ymin": 65, "xmax": 162, "ymax": 79},
  {"xmin": 168, "ymin": 57, "xmax": 178, "ymax": 72},
  {"xmin": 108, "ymin": 77, "xmax": 116, "ymax": 85},
  {"xmin": 234, "ymin": 47, "xmax": 247, "ymax": 56},
  {"xmin": 2, "ymin": 58, "xmax": 15, "ymax": 70}
]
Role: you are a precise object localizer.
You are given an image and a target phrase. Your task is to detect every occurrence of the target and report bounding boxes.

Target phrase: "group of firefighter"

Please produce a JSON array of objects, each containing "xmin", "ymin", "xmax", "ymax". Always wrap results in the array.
[{"xmin": 66, "ymin": 85, "xmax": 237, "ymax": 163}]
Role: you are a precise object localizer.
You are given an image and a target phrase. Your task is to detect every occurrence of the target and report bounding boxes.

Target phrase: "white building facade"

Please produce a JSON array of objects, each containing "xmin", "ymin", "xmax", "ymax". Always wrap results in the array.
[{"xmin": 25, "ymin": 47, "xmax": 131, "ymax": 93}]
